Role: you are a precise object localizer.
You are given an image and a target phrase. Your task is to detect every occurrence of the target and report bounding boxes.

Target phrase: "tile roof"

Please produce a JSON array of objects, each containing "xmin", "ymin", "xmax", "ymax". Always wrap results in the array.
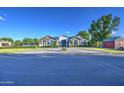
[{"xmin": 70, "ymin": 35, "xmax": 85, "ymax": 40}]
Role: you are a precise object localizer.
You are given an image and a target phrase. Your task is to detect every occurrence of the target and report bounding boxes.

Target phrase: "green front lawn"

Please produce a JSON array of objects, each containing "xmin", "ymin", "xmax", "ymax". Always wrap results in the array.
[
  {"xmin": 0, "ymin": 48, "xmax": 40, "ymax": 54},
  {"xmin": 0, "ymin": 48, "xmax": 57, "ymax": 54},
  {"xmin": 81, "ymin": 47, "xmax": 124, "ymax": 54},
  {"xmin": 0, "ymin": 47, "xmax": 124, "ymax": 54}
]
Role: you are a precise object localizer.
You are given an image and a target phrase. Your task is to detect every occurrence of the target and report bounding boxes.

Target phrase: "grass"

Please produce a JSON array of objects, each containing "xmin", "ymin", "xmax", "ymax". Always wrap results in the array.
[
  {"xmin": 0, "ymin": 48, "xmax": 60, "ymax": 54},
  {"xmin": 0, "ymin": 47, "xmax": 124, "ymax": 54},
  {"xmin": 0, "ymin": 48, "xmax": 41, "ymax": 54},
  {"xmin": 81, "ymin": 47, "xmax": 124, "ymax": 54}
]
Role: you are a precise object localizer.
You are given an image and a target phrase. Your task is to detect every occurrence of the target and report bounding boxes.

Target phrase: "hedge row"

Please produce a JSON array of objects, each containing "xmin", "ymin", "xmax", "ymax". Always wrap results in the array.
[
  {"xmin": 0, "ymin": 45, "xmax": 89, "ymax": 49},
  {"xmin": 40, "ymin": 46, "xmax": 59, "ymax": 48},
  {"xmin": 70, "ymin": 45, "xmax": 88, "ymax": 47},
  {"xmin": 0, "ymin": 46, "xmax": 38, "ymax": 49},
  {"xmin": 0, "ymin": 46, "xmax": 59, "ymax": 49}
]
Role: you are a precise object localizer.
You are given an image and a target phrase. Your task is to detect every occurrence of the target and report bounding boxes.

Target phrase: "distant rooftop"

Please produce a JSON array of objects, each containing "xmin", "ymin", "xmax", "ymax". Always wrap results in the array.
[{"xmin": 104, "ymin": 36, "xmax": 123, "ymax": 42}]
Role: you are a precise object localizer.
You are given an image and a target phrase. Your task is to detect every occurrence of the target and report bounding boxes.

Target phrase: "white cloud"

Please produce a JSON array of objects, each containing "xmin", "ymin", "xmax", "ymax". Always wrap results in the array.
[
  {"xmin": 112, "ymin": 31, "xmax": 116, "ymax": 36},
  {"xmin": 0, "ymin": 13, "xmax": 7, "ymax": 21},
  {"xmin": 0, "ymin": 16, "xmax": 6, "ymax": 21},
  {"xmin": 65, "ymin": 31, "xmax": 70, "ymax": 34}
]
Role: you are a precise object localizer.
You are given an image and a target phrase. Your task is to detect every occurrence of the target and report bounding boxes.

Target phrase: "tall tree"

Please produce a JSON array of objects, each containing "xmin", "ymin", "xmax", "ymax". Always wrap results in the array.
[
  {"xmin": 89, "ymin": 14, "xmax": 120, "ymax": 47},
  {"xmin": 88, "ymin": 20, "xmax": 99, "ymax": 46}
]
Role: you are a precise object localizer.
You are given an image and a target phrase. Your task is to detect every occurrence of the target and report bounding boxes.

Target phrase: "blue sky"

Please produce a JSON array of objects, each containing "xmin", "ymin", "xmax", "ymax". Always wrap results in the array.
[{"xmin": 0, "ymin": 7, "xmax": 123, "ymax": 40}]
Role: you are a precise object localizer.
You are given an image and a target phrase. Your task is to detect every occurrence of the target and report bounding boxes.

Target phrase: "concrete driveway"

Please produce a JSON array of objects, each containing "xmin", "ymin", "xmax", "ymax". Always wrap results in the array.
[
  {"xmin": 0, "ymin": 53, "xmax": 124, "ymax": 86},
  {"xmin": 17, "ymin": 48, "xmax": 106, "ymax": 55},
  {"xmin": 65, "ymin": 48, "xmax": 105, "ymax": 54}
]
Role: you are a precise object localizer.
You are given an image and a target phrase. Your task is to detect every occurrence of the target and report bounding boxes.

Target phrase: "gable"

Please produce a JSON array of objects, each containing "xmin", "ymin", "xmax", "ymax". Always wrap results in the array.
[
  {"xmin": 59, "ymin": 35, "xmax": 69, "ymax": 41},
  {"xmin": 40, "ymin": 35, "xmax": 56, "ymax": 41},
  {"xmin": 70, "ymin": 36, "xmax": 86, "ymax": 41},
  {"xmin": 115, "ymin": 37, "xmax": 124, "ymax": 42}
]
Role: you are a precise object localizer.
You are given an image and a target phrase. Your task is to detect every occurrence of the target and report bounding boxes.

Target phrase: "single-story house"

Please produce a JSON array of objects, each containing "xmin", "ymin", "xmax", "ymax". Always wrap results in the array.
[
  {"xmin": 0, "ymin": 40, "xmax": 11, "ymax": 47},
  {"xmin": 39, "ymin": 35, "xmax": 57, "ymax": 47},
  {"xmin": 39, "ymin": 35, "xmax": 88, "ymax": 47},
  {"xmin": 70, "ymin": 36, "xmax": 88, "ymax": 46},
  {"xmin": 103, "ymin": 36, "xmax": 124, "ymax": 49}
]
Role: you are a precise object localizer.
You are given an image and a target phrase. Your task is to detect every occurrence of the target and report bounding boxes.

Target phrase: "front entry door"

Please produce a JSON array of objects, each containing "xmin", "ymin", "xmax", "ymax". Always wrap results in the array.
[{"xmin": 61, "ymin": 40, "xmax": 66, "ymax": 47}]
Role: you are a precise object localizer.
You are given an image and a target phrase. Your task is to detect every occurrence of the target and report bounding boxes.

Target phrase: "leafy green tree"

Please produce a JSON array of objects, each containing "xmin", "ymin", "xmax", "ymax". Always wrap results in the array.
[
  {"xmin": 33, "ymin": 38, "xmax": 39, "ymax": 45},
  {"xmin": 22, "ymin": 38, "xmax": 39, "ymax": 45},
  {"xmin": 0, "ymin": 37, "xmax": 14, "ymax": 43},
  {"xmin": 22, "ymin": 38, "xmax": 32, "ymax": 45},
  {"xmin": 77, "ymin": 31, "xmax": 90, "ymax": 40},
  {"xmin": 14, "ymin": 40, "xmax": 22, "ymax": 46},
  {"xmin": 88, "ymin": 20, "xmax": 99, "ymax": 47},
  {"xmin": 51, "ymin": 41, "xmax": 57, "ymax": 47},
  {"xmin": 89, "ymin": 14, "xmax": 120, "ymax": 47}
]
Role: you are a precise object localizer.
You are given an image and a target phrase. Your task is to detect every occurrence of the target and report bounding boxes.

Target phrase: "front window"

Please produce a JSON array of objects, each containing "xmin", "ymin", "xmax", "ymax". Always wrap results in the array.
[
  {"xmin": 43, "ymin": 40, "xmax": 46, "ymax": 45},
  {"xmin": 47, "ymin": 41, "xmax": 50, "ymax": 45},
  {"xmin": 83, "ymin": 40, "xmax": 86, "ymax": 45},
  {"xmin": 2, "ymin": 43, "xmax": 9, "ymax": 47},
  {"xmin": 74, "ymin": 40, "xmax": 78, "ymax": 45}
]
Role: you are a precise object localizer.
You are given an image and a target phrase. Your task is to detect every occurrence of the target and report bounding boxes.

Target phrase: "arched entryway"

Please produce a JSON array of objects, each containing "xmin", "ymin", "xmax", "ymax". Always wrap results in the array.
[
  {"xmin": 43, "ymin": 40, "xmax": 47, "ymax": 46},
  {"xmin": 61, "ymin": 40, "xmax": 66, "ymax": 47},
  {"xmin": 74, "ymin": 40, "xmax": 78, "ymax": 45},
  {"xmin": 59, "ymin": 35, "xmax": 69, "ymax": 47}
]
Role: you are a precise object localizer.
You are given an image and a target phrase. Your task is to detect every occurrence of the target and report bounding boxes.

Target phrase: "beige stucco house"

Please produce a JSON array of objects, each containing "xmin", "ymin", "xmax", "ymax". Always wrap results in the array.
[
  {"xmin": 0, "ymin": 40, "xmax": 12, "ymax": 47},
  {"xmin": 70, "ymin": 36, "xmax": 88, "ymax": 46},
  {"xmin": 39, "ymin": 35, "xmax": 88, "ymax": 47},
  {"xmin": 39, "ymin": 35, "xmax": 57, "ymax": 47}
]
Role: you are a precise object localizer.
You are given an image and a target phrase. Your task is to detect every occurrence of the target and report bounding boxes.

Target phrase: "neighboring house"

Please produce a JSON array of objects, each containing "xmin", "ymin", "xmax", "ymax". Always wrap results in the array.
[
  {"xmin": 0, "ymin": 40, "xmax": 11, "ymax": 47},
  {"xmin": 39, "ymin": 35, "xmax": 56, "ymax": 47},
  {"xmin": 39, "ymin": 35, "xmax": 88, "ymax": 47},
  {"xmin": 103, "ymin": 36, "xmax": 124, "ymax": 49},
  {"xmin": 70, "ymin": 36, "xmax": 88, "ymax": 46}
]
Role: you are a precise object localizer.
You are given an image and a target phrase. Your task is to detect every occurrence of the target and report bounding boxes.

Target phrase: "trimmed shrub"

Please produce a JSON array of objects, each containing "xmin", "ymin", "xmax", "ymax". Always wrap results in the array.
[
  {"xmin": 61, "ymin": 47, "xmax": 67, "ymax": 51},
  {"xmin": 40, "ymin": 45, "xmax": 58, "ymax": 48},
  {"xmin": 71, "ymin": 45, "xmax": 88, "ymax": 47},
  {"xmin": 0, "ymin": 46, "xmax": 38, "ymax": 49}
]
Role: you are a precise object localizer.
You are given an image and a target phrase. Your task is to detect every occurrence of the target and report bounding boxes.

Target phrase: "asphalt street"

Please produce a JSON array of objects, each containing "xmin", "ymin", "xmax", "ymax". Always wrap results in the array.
[{"xmin": 0, "ymin": 53, "xmax": 124, "ymax": 86}]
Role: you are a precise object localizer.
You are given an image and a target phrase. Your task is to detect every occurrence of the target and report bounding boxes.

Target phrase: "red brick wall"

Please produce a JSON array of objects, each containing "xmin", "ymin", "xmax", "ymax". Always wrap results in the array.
[{"xmin": 103, "ymin": 41, "xmax": 115, "ymax": 48}]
